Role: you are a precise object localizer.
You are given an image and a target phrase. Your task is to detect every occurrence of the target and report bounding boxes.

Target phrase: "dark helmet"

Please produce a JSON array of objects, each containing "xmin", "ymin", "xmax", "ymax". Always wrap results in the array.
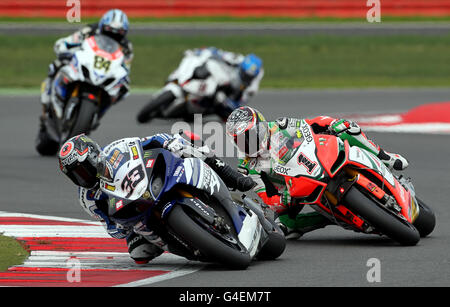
[
  {"xmin": 226, "ymin": 106, "xmax": 269, "ymax": 157},
  {"xmin": 239, "ymin": 54, "xmax": 263, "ymax": 86},
  {"xmin": 58, "ymin": 134, "xmax": 104, "ymax": 189},
  {"xmin": 98, "ymin": 9, "xmax": 129, "ymax": 42}
]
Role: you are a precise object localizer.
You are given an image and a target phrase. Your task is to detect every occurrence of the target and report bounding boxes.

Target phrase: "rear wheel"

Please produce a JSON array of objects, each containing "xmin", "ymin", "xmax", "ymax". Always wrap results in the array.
[
  {"xmin": 137, "ymin": 91, "xmax": 176, "ymax": 123},
  {"xmin": 344, "ymin": 187, "xmax": 420, "ymax": 246},
  {"xmin": 167, "ymin": 205, "xmax": 251, "ymax": 269},
  {"xmin": 413, "ymin": 197, "xmax": 436, "ymax": 238}
]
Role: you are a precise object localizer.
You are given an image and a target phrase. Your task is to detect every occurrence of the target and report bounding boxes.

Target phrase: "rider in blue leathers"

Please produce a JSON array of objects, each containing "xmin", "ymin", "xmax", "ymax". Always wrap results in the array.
[
  {"xmin": 58, "ymin": 133, "xmax": 255, "ymax": 264},
  {"xmin": 39, "ymin": 9, "xmax": 133, "ymax": 137}
]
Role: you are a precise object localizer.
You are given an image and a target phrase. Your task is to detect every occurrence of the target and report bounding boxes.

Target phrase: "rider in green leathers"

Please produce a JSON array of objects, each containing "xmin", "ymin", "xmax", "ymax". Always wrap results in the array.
[{"xmin": 225, "ymin": 106, "xmax": 409, "ymax": 239}]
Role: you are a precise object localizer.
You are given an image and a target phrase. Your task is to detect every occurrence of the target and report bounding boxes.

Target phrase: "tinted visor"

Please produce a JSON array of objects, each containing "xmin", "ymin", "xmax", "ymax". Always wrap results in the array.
[
  {"xmin": 96, "ymin": 154, "xmax": 113, "ymax": 182},
  {"xmin": 66, "ymin": 160, "xmax": 98, "ymax": 188},
  {"xmin": 239, "ymin": 69, "xmax": 254, "ymax": 86},
  {"xmin": 233, "ymin": 122, "xmax": 267, "ymax": 157}
]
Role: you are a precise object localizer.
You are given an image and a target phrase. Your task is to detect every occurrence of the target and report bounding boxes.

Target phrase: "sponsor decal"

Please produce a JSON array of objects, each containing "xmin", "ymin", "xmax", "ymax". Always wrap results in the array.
[
  {"xmin": 131, "ymin": 146, "xmax": 139, "ymax": 160},
  {"xmin": 104, "ymin": 183, "xmax": 115, "ymax": 192},
  {"xmin": 202, "ymin": 166, "xmax": 220, "ymax": 195},
  {"xmin": 301, "ymin": 124, "xmax": 314, "ymax": 143},
  {"xmin": 297, "ymin": 153, "xmax": 318, "ymax": 174},
  {"xmin": 274, "ymin": 164, "xmax": 291, "ymax": 175},
  {"xmin": 145, "ymin": 159, "xmax": 155, "ymax": 168},
  {"xmin": 115, "ymin": 200, "xmax": 124, "ymax": 210},
  {"xmin": 59, "ymin": 141, "xmax": 74, "ymax": 158},
  {"xmin": 113, "ymin": 154, "xmax": 124, "ymax": 169},
  {"xmin": 109, "ymin": 150, "xmax": 121, "ymax": 165}
]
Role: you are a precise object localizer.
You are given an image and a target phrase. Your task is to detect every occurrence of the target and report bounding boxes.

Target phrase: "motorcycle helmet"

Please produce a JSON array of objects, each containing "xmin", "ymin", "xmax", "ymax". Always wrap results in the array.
[
  {"xmin": 239, "ymin": 54, "xmax": 263, "ymax": 86},
  {"xmin": 226, "ymin": 106, "xmax": 268, "ymax": 157},
  {"xmin": 58, "ymin": 134, "xmax": 104, "ymax": 189},
  {"xmin": 98, "ymin": 9, "xmax": 129, "ymax": 42}
]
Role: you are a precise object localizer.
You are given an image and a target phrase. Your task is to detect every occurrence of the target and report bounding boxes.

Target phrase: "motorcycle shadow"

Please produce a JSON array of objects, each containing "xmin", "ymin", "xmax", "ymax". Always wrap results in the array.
[{"xmin": 287, "ymin": 229, "xmax": 418, "ymax": 248}]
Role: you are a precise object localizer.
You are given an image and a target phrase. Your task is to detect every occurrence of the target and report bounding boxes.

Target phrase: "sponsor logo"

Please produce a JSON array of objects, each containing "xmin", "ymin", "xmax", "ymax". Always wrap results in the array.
[
  {"xmin": 59, "ymin": 141, "xmax": 74, "ymax": 158},
  {"xmin": 104, "ymin": 183, "xmax": 115, "ymax": 192},
  {"xmin": 274, "ymin": 164, "xmax": 290, "ymax": 175},
  {"xmin": 115, "ymin": 200, "xmax": 124, "ymax": 210},
  {"xmin": 301, "ymin": 124, "xmax": 313, "ymax": 143},
  {"xmin": 146, "ymin": 159, "xmax": 155, "ymax": 168},
  {"xmin": 131, "ymin": 146, "xmax": 139, "ymax": 160}
]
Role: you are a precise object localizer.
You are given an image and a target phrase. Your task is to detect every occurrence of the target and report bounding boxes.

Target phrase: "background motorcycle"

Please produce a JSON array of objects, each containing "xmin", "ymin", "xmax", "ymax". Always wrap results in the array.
[
  {"xmin": 137, "ymin": 51, "xmax": 241, "ymax": 123},
  {"xmin": 102, "ymin": 139, "xmax": 285, "ymax": 269},
  {"xmin": 36, "ymin": 34, "xmax": 129, "ymax": 156},
  {"xmin": 272, "ymin": 120, "xmax": 436, "ymax": 246}
]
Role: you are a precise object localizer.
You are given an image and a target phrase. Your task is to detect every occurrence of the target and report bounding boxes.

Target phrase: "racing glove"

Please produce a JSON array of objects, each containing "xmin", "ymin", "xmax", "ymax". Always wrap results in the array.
[
  {"xmin": 163, "ymin": 135, "xmax": 188, "ymax": 157},
  {"xmin": 329, "ymin": 119, "xmax": 361, "ymax": 136}
]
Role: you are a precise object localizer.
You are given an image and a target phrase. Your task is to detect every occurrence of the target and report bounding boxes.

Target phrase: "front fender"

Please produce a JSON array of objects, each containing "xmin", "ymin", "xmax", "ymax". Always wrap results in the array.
[{"xmin": 161, "ymin": 197, "xmax": 215, "ymax": 225}]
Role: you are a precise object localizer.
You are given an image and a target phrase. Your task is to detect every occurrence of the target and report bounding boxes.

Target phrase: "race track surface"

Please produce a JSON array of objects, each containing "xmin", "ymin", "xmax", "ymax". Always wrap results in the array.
[{"xmin": 1, "ymin": 88, "xmax": 450, "ymax": 286}]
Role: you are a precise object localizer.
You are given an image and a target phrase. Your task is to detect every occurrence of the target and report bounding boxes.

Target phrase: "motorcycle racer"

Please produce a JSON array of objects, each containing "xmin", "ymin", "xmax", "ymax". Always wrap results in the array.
[
  {"xmin": 183, "ymin": 47, "xmax": 264, "ymax": 110},
  {"xmin": 225, "ymin": 106, "xmax": 409, "ymax": 239},
  {"xmin": 58, "ymin": 132, "xmax": 254, "ymax": 264},
  {"xmin": 138, "ymin": 47, "xmax": 264, "ymax": 123},
  {"xmin": 40, "ymin": 9, "xmax": 133, "ymax": 132}
]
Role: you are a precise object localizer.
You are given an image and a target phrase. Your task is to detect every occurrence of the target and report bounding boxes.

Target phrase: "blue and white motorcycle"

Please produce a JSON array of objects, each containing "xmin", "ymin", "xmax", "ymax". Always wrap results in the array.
[{"xmin": 101, "ymin": 138, "xmax": 285, "ymax": 269}]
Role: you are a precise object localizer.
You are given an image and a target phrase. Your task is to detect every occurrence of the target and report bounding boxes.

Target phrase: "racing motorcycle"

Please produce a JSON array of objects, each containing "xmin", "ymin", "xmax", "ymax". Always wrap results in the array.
[
  {"xmin": 36, "ymin": 34, "xmax": 129, "ymax": 156},
  {"xmin": 101, "ymin": 138, "xmax": 285, "ymax": 269},
  {"xmin": 271, "ymin": 120, "xmax": 436, "ymax": 246},
  {"xmin": 136, "ymin": 51, "xmax": 241, "ymax": 123}
]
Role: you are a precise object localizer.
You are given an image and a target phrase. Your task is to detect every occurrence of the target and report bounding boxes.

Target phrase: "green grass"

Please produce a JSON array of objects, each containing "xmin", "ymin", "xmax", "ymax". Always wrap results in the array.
[
  {"xmin": 0, "ymin": 235, "xmax": 29, "ymax": 272},
  {"xmin": 1, "ymin": 34, "xmax": 450, "ymax": 89}
]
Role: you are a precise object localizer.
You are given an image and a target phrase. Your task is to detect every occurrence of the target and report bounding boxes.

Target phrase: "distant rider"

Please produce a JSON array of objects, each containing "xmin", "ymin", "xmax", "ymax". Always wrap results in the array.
[
  {"xmin": 39, "ymin": 9, "xmax": 133, "ymax": 133},
  {"xmin": 225, "ymin": 106, "xmax": 409, "ymax": 239},
  {"xmin": 138, "ymin": 47, "xmax": 264, "ymax": 123},
  {"xmin": 58, "ymin": 133, "xmax": 254, "ymax": 264}
]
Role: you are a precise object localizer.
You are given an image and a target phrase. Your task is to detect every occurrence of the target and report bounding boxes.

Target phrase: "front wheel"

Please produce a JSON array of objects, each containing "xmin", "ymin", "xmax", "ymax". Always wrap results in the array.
[
  {"xmin": 167, "ymin": 205, "xmax": 251, "ymax": 269},
  {"xmin": 67, "ymin": 99, "xmax": 98, "ymax": 139},
  {"xmin": 413, "ymin": 197, "xmax": 436, "ymax": 238},
  {"xmin": 344, "ymin": 187, "xmax": 420, "ymax": 246},
  {"xmin": 35, "ymin": 128, "xmax": 59, "ymax": 156},
  {"xmin": 256, "ymin": 230, "xmax": 286, "ymax": 260},
  {"xmin": 137, "ymin": 91, "xmax": 176, "ymax": 123}
]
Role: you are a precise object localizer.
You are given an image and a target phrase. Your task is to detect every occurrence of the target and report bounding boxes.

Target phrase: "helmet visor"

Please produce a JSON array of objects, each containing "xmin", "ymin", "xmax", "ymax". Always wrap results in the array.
[
  {"xmin": 96, "ymin": 152, "xmax": 113, "ymax": 182},
  {"xmin": 66, "ymin": 160, "xmax": 98, "ymax": 189},
  {"xmin": 233, "ymin": 122, "xmax": 268, "ymax": 157}
]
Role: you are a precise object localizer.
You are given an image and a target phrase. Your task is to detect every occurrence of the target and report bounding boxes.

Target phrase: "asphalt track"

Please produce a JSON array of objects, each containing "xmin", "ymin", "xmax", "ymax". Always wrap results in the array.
[{"xmin": 1, "ymin": 88, "xmax": 450, "ymax": 287}]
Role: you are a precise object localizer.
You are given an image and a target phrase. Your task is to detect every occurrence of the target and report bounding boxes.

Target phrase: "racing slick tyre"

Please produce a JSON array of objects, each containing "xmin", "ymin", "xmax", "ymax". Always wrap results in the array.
[
  {"xmin": 137, "ymin": 91, "xmax": 176, "ymax": 124},
  {"xmin": 413, "ymin": 198, "xmax": 436, "ymax": 238},
  {"xmin": 68, "ymin": 100, "xmax": 98, "ymax": 139},
  {"xmin": 35, "ymin": 129, "xmax": 59, "ymax": 156},
  {"xmin": 167, "ymin": 205, "xmax": 251, "ymax": 269},
  {"xmin": 344, "ymin": 187, "xmax": 420, "ymax": 246},
  {"xmin": 256, "ymin": 230, "xmax": 286, "ymax": 261}
]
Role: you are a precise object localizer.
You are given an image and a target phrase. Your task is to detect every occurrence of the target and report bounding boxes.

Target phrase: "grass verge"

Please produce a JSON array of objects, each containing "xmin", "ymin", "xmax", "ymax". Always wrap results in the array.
[
  {"xmin": 0, "ymin": 235, "xmax": 29, "ymax": 272},
  {"xmin": 1, "ymin": 34, "xmax": 450, "ymax": 89}
]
